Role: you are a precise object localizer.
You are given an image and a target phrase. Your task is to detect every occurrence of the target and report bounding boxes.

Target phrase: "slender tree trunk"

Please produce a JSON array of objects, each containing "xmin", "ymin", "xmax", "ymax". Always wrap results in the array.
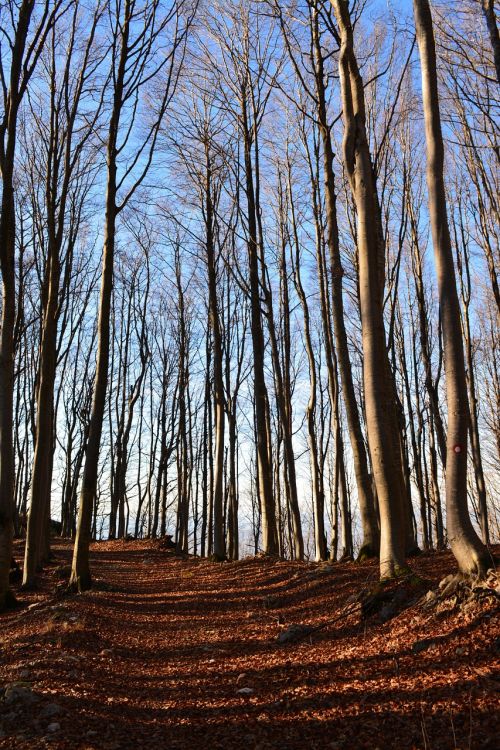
[
  {"xmin": 261, "ymin": 174, "xmax": 303, "ymax": 559},
  {"xmin": 453, "ymin": 209, "xmax": 490, "ymax": 544},
  {"xmin": 290, "ymin": 184, "xmax": 327, "ymax": 561},
  {"xmin": 204, "ymin": 146, "xmax": 225, "ymax": 560},
  {"xmin": 175, "ymin": 254, "xmax": 190, "ymax": 555},
  {"xmin": 70, "ymin": 4, "xmax": 128, "ymax": 586},
  {"xmin": 311, "ymin": 7, "xmax": 378, "ymax": 559},
  {"xmin": 408, "ymin": 197, "xmax": 447, "ymax": 467},
  {"xmin": 241, "ymin": 85, "xmax": 278, "ymax": 555},
  {"xmin": 332, "ymin": 0, "xmax": 407, "ymax": 578},
  {"xmin": 413, "ymin": 0, "xmax": 490, "ymax": 574},
  {"xmin": 70, "ymin": 186, "xmax": 117, "ymax": 589},
  {"xmin": 481, "ymin": 0, "xmax": 500, "ymax": 83},
  {"xmin": 0, "ymin": 0, "xmax": 38, "ymax": 608}
]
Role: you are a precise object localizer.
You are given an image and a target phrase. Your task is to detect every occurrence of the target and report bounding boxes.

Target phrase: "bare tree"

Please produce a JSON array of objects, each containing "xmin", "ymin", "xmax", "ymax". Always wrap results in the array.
[
  {"xmin": 71, "ymin": 0, "xmax": 196, "ymax": 590},
  {"xmin": 413, "ymin": 0, "xmax": 490, "ymax": 574},
  {"xmin": 0, "ymin": 0, "xmax": 66, "ymax": 608},
  {"xmin": 331, "ymin": 0, "xmax": 408, "ymax": 578}
]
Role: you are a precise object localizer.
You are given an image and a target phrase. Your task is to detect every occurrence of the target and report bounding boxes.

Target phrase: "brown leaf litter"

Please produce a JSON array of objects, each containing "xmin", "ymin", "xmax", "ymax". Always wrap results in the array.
[{"xmin": 1, "ymin": 540, "xmax": 498, "ymax": 749}]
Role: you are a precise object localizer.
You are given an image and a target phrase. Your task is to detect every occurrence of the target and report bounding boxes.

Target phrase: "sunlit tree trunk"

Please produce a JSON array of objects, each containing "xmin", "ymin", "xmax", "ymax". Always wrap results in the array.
[
  {"xmin": 310, "ymin": 5, "xmax": 378, "ymax": 559},
  {"xmin": 413, "ymin": 0, "xmax": 490, "ymax": 574},
  {"xmin": 332, "ymin": 0, "xmax": 407, "ymax": 578}
]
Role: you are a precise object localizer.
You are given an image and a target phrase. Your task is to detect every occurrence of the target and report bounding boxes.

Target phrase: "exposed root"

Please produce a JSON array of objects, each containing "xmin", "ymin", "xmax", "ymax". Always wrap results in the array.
[
  {"xmin": 354, "ymin": 572, "xmax": 430, "ymax": 622},
  {"xmin": 420, "ymin": 569, "xmax": 500, "ymax": 615}
]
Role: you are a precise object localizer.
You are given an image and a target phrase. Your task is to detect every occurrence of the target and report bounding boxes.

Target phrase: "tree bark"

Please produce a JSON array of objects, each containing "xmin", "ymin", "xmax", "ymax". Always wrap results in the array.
[
  {"xmin": 332, "ymin": 0, "xmax": 408, "ymax": 579},
  {"xmin": 241, "ymin": 84, "xmax": 278, "ymax": 555},
  {"xmin": 413, "ymin": 0, "xmax": 490, "ymax": 574},
  {"xmin": 0, "ymin": 0, "xmax": 38, "ymax": 608},
  {"xmin": 70, "ymin": 2, "xmax": 130, "ymax": 589},
  {"xmin": 310, "ymin": 5, "xmax": 378, "ymax": 559},
  {"xmin": 481, "ymin": 0, "xmax": 500, "ymax": 83}
]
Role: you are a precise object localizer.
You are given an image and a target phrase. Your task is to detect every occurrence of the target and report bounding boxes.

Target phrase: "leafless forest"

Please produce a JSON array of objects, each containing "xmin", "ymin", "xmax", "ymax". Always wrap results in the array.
[{"xmin": 0, "ymin": 0, "xmax": 499, "ymax": 606}]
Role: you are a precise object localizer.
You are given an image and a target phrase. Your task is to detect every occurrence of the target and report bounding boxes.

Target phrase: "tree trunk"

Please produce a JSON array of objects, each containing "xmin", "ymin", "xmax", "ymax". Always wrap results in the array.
[
  {"xmin": 205, "ymin": 145, "xmax": 226, "ymax": 560},
  {"xmin": 413, "ymin": 0, "xmax": 490, "ymax": 574},
  {"xmin": 241, "ymin": 85, "xmax": 278, "ymax": 555},
  {"xmin": 332, "ymin": 0, "xmax": 408, "ymax": 579},
  {"xmin": 0, "ymin": 0, "xmax": 38, "ymax": 608},
  {"xmin": 311, "ymin": 6, "xmax": 378, "ymax": 559},
  {"xmin": 481, "ymin": 0, "xmax": 500, "ymax": 83}
]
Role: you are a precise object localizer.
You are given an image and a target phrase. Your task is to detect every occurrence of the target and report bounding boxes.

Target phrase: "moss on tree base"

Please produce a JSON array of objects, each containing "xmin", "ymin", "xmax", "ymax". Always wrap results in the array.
[
  {"xmin": 68, "ymin": 572, "xmax": 92, "ymax": 593},
  {"xmin": 208, "ymin": 553, "xmax": 226, "ymax": 563},
  {"xmin": 356, "ymin": 544, "xmax": 379, "ymax": 563}
]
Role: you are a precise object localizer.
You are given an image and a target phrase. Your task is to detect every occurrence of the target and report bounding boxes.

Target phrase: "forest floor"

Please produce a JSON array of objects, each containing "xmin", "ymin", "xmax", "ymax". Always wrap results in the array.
[{"xmin": 0, "ymin": 540, "xmax": 499, "ymax": 750}]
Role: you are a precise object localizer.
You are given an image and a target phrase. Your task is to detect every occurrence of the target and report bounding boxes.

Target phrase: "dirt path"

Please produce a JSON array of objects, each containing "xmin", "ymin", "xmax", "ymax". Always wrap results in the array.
[{"xmin": 1, "ymin": 540, "xmax": 499, "ymax": 749}]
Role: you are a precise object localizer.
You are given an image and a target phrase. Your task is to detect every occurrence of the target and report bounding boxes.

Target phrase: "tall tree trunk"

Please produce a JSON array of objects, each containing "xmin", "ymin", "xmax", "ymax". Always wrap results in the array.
[
  {"xmin": 453, "ymin": 207, "xmax": 490, "ymax": 544},
  {"xmin": 332, "ymin": 0, "xmax": 407, "ymax": 579},
  {"xmin": 240, "ymin": 84, "xmax": 278, "ymax": 555},
  {"xmin": 310, "ymin": 6, "xmax": 378, "ymax": 559},
  {"xmin": 175, "ymin": 253, "xmax": 190, "ymax": 555},
  {"xmin": 290, "ymin": 180, "xmax": 327, "ymax": 562},
  {"xmin": 0, "ymin": 0, "xmax": 38, "ymax": 608},
  {"xmin": 70, "ymin": 2, "xmax": 130, "ymax": 589},
  {"xmin": 204, "ymin": 145, "xmax": 226, "ymax": 560},
  {"xmin": 413, "ymin": 0, "xmax": 490, "ymax": 574}
]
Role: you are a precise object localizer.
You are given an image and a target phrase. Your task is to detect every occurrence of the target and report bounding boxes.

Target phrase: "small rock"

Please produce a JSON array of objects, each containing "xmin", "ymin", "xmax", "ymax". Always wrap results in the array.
[
  {"xmin": 317, "ymin": 563, "xmax": 335, "ymax": 575},
  {"xmin": 4, "ymin": 682, "xmax": 36, "ymax": 705},
  {"xmin": 236, "ymin": 687, "xmax": 254, "ymax": 695},
  {"xmin": 100, "ymin": 649, "xmax": 113, "ymax": 657},
  {"xmin": 47, "ymin": 723, "xmax": 60, "ymax": 733},
  {"xmin": 87, "ymin": 730, "xmax": 98, "ymax": 737},
  {"xmin": 18, "ymin": 669, "xmax": 31, "ymax": 680},
  {"xmin": 39, "ymin": 703, "xmax": 63, "ymax": 719},
  {"xmin": 277, "ymin": 624, "xmax": 315, "ymax": 644},
  {"xmin": 455, "ymin": 646, "xmax": 467, "ymax": 656}
]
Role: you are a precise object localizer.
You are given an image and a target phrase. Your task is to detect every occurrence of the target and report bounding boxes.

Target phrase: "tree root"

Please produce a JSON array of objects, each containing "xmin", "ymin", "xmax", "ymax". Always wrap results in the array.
[{"xmin": 420, "ymin": 569, "xmax": 500, "ymax": 614}]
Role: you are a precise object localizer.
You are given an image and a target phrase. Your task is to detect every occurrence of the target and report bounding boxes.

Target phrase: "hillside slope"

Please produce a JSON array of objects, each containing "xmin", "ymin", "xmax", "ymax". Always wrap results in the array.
[{"xmin": 1, "ymin": 540, "xmax": 499, "ymax": 749}]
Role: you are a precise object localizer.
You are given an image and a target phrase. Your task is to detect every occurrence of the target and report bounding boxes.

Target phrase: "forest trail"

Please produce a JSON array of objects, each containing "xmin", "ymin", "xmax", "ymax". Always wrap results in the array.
[{"xmin": 1, "ymin": 541, "xmax": 499, "ymax": 750}]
